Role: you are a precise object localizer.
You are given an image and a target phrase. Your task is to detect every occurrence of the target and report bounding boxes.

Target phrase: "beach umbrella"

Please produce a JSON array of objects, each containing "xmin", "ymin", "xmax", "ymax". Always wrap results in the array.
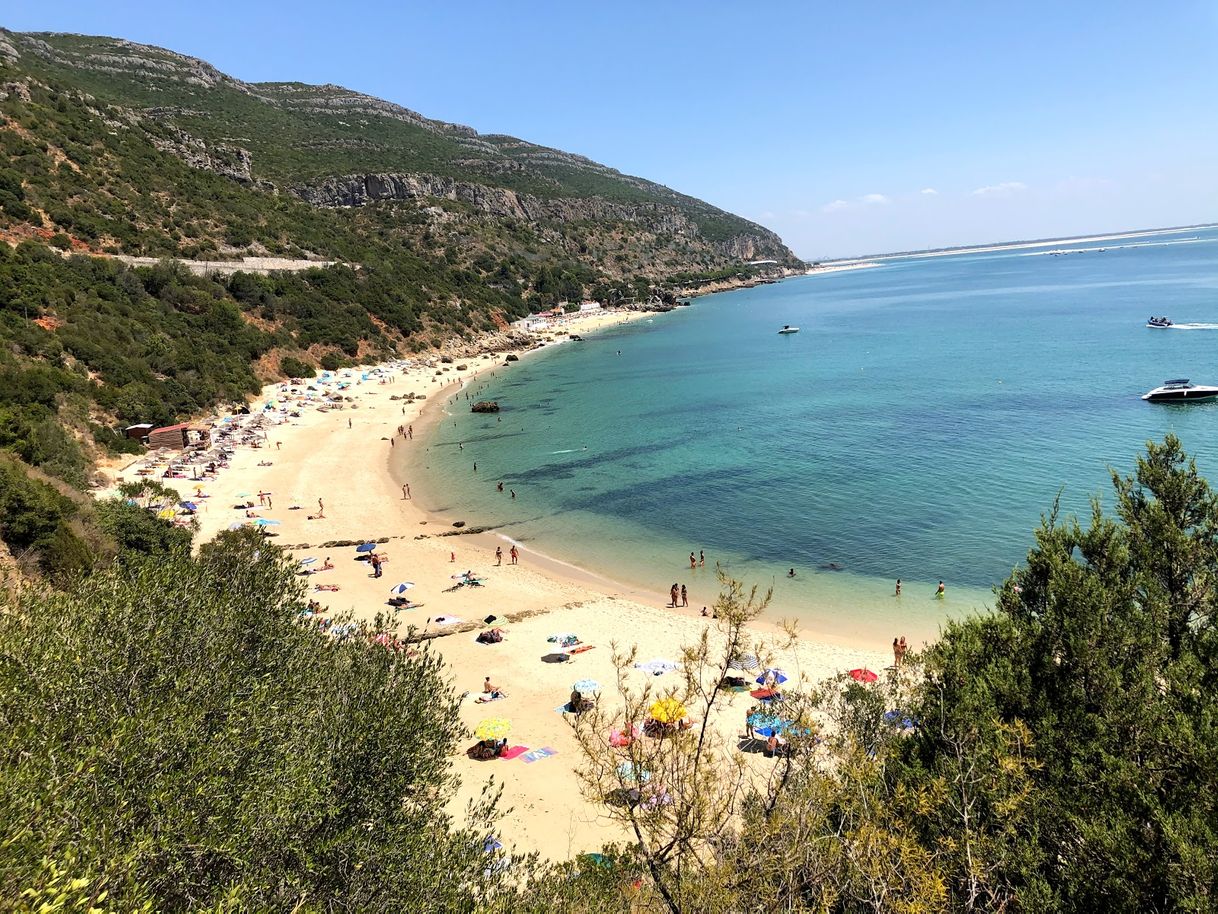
[
  {"xmin": 474, "ymin": 717, "xmax": 511, "ymax": 740},
  {"xmin": 483, "ymin": 835, "xmax": 504, "ymax": 854},
  {"xmin": 157, "ymin": 508, "xmax": 176, "ymax": 520},
  {"xmin": 648, "ymin": 697, "xmax": 688, "ymax": 724},
  {"xmin": 609, "ymin": 724, "xmax": 640, "ymax": 748},
  {"xmin": 235, "ymin": 492, "xmax": 251, "ymax": 498},
  {"xmin": 355, "ymin": 542, "xmax": 377, "ymax": 553},
  {"xmin": 299, "ymin": 557, "xmax": 317, "ymax": 566},
  {"xmin": 388, "ymin": 582, "xmax": 415, "ymax": 595},
  {"xmin": 848, "ymin": 668, "xmax": 879, "ymax": 684},
  {"xmin": 253, "ymin": 518, "xmax": 280, "ymax": 526},
  {"xmin": 548, "ymin": 632, "xmax": 578, "ymax": 643},
  {"xmin": 573, "ymin": 678, "xmax": 600, "ymax": 694},
  {"xmin": 179, "ymin": 501, "xmax": 198, "ymax": 511},
  {"xmin": 755, "ymin": 668, "xmax": 789, "ymax": 686},
  {"xmin": 616, "ymin": 761, "xmax": 651, "ymax": 784},
  {"xmin": 747, "ymin": 711, "xmax": 786, "ymax": 731},
  {"xmin": 634, "ymin": 658, "xmax": 678, "ymax": 675},
  {"xmin": 728, "ymin": 653, "xmax": 761, "ymax": 672}
]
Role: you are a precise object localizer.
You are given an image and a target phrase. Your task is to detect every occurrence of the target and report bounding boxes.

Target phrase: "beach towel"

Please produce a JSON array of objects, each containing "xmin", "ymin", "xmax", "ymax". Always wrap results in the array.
[
  {"xmin": 569, "ymin": 645, "xmax": 595, "ymax": 655},
  {"xmin": 499, "ymin": 745, "xmax": 529, "ymax": 761},
  {"xmin": 520, "ymin": 747, "xmax": 557, "ymax": 764},
  {"xmin": 432, "ymin": 616, "xmax": 462, "ymax": 626}
]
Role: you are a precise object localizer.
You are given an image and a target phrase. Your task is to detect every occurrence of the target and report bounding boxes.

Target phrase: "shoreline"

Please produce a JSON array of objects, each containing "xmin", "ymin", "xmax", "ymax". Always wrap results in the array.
[{"xmin": 101, "ymin": 304, "xmax": 893, "ymax": 860}]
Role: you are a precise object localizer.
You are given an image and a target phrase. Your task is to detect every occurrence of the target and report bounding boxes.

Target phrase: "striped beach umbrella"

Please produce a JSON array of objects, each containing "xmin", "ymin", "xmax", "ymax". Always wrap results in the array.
[
  {"xmin": 388, "ymin": 582, "xmax": 415, "ymax": 595},
  {"xmin": 756, "ymin": 668, "xmax": 789, "ymax": 686},
  {"xmin": 728, "ymin": 653, "xmax": 761, "ymax": 672},
  {"xmin": 474, "ymin": 718, "xmax": 511, "ymax": 740}
]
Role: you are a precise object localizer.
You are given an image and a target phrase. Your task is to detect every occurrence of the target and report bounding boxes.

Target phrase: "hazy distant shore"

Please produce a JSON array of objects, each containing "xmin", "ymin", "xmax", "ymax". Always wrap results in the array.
[{"xmin": 820, "ymin": 224, "xmax": 1216, "ymax": 266}]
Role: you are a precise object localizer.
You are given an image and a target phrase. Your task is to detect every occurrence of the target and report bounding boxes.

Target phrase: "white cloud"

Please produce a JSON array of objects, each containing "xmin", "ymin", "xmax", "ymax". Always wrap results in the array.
[
  {"xmin": 821, "ymin": 192, "xmax": 889, "ymax": 214},
  {"xmin": 920, "ymin": 187, "xmax": 938, "ymax": 195},
  {"xmin": 971, "ymin": 181, "xmax": 1027, "ymax": 198}
]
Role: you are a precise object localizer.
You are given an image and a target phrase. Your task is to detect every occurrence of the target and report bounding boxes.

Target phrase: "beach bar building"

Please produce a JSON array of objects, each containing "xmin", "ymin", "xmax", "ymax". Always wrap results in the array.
[
  {"xmin": 146, "ymin": 423, "xmax": 208, "ymax": 450},
  {"xmin": 124, "ymin": 423, "xmax": 154, "ymax": 441}
]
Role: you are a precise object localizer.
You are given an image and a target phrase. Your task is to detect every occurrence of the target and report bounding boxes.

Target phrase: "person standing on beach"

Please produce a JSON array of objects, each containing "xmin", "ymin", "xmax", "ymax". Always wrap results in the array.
[
  {"xmin": 348, "ymin": 418, "xmax": 352, "ymax": 429},
  {"xmin": 495, "ymin": 546, "xmax": 503, "ymax": 566},
  {"xmin": 402, "ymin": 483, "xmax": 411, "ymax": 499},
  {"xmin": 408, "ymin": 425, "xmax": 413, "ymax": 439},
  {"xmin": 895, "ymin": 578, "xmax": 902, "ymax": 596},
  {"xmin": 510, "ymin": 544, "xmax": 519, "ymax": 565},
  {"xmin": 317, "ymin": 498, "xmax": 325, "ymax": 519},
  {"xmin": 370, "ymin": 553, "xmax": 382, "ymax": 578},
  {"xmin": 690, "ymin": 552, "xmax": 697, "ymax": 569},
  {"xmin": 898, "ymin": 636, "xmax": 907, "ymax": 665},
  {"xmin": 681, "ymin": 584, "xmax": 688, "ymax": 607},
  {"xmin": 670, "ymin": 583, "xmax": 679, "ymax": 607},
  {"xmin": 893, "ymin": 637, "xmax": 901, "ymax": 666}
]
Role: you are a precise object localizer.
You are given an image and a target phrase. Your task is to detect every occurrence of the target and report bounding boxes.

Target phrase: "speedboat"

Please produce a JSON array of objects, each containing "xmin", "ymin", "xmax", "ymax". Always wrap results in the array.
[
  {"xmin": 1142, "ymin": 379, "xmax": 1218, "ymax": 402},
  {"xmin": 1147, "ymin": 316, "xmax": 1173, "ymax": 328},
  {"xmin": 777, "ymin": 325, "xmax": 800, "ymax": 334}
]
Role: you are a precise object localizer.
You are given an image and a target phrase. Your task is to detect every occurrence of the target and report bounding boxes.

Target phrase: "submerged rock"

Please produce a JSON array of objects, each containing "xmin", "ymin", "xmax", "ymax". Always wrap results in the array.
[{"xmin": 471, "ymin": 401, "xmax": 500, "ymax": 413}]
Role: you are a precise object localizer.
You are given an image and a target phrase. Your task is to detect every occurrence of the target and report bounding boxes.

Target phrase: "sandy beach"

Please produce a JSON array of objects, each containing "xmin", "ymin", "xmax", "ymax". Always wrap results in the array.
[{"xmin": 104, "ymin": 306, "xmax": 889, "ymax": 861}]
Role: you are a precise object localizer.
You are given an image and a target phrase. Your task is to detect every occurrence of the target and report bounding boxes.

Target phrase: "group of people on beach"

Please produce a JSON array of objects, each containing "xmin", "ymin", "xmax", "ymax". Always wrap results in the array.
[{"xmin": 892, "ymin": 636, "xmax": 908, "ymax": 666}]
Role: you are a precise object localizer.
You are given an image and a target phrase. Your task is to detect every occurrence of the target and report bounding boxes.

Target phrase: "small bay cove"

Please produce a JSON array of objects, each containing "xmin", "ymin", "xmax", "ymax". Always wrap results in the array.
[{"xmin": 405, "ymin": 225, "xmax": 1218, "ymax": 646}]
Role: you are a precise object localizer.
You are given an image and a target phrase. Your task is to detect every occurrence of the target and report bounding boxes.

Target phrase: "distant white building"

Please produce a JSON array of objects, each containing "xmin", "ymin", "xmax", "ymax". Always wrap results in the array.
[{"xmin": 579, "ymin": 301, "xmax": 601, "ymax": 312}]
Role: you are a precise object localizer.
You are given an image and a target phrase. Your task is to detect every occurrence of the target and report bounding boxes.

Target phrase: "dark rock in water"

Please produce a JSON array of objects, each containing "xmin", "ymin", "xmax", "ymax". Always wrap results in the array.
[
  {"xmin": 505, "ymin": 353, "xmax": 520, "ymax": 362},
  {"xmin": 471, "ymin": 401, "xmax": 500, "ymax": 413},
  {"xmin": 819, "ymin": 562, "xmax": 845, "ymax": 571},
  {"xmin": 452, "ymin": 520, "xmax": 466, "ymax": 528}
]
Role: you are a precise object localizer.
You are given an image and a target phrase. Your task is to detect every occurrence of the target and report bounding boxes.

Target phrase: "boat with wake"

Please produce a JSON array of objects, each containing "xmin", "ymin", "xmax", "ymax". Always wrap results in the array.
[
  {"xmin": 1142, "ymin": 379, "xmax": 1218, "ymax": 402},
  {"xmin": 1147, "ymin": 316, "xmax": 1173, "ymax": 328},
  {"xmin": 777, "ymin": 325, "xmax": 800, "ymax": 334}
]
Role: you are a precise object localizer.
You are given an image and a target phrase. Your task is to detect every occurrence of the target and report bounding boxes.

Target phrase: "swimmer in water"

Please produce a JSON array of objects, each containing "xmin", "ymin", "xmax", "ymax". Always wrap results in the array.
[
  {"xmin": 787, "ymin": 568, "xmax": 796, "ymax": 578},
  {"xmin": 936, "ymin": 580, "xmax": 945, "ymax": 598}
]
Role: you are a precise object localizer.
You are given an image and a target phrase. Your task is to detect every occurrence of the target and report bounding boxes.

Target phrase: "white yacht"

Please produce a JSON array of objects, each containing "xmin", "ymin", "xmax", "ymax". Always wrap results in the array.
[
  {"xmin": 777, "ymin": 325, "xmax": 800, "ymax": 334},
  {"xmin": 1142, "ymin": 379, "xmax": 1218, "ymax": 402}
]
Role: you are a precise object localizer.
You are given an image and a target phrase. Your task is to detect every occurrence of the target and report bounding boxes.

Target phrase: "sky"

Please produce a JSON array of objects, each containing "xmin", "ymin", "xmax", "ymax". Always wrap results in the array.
[{"xmin": 5, "ymin": 1, "xmax": 1218, "ymax": 259}]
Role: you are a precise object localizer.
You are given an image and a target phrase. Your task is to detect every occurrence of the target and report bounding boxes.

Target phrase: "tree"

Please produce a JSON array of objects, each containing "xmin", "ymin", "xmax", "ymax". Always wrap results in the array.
[{"xmin": 0, "ymin": 532, "xmax": 517, "ymax": 911}]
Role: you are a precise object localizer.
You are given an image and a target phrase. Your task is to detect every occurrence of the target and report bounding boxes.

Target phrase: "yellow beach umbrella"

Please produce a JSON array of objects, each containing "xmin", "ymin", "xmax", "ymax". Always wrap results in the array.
[
  {"xmin": 157, "ymin": 508, "xmax": 176, "ymax": 520},
  {"xmin": 648, "ymin": 697, "xmax": 687, "ymax": 724},
  {"xmin": 474, "ymin": 718, "xmax": 511, "ymax": 740}
]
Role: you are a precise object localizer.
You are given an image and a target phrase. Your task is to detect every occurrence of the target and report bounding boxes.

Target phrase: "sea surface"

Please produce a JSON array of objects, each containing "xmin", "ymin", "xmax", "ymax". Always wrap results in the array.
[{"xmin": 405, "ymin": 227, "xmax": 1218, "ymax": 642}]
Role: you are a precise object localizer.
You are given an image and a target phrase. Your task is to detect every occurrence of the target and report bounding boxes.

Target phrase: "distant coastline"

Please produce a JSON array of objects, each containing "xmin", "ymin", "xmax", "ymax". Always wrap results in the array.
[{"xmin": 814, "ymin": 222, "xmax": 1218, "ymax": 267}]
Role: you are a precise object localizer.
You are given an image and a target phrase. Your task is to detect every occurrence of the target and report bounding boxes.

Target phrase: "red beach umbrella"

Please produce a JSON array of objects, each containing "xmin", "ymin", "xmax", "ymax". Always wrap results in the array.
[{"xmin": 848, "ymin": 668, "xmax": 879, "ymax": 683}]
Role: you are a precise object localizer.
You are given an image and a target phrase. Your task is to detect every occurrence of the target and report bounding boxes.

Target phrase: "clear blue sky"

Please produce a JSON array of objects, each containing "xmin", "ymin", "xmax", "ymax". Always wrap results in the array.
[{"xmin": 5, "ymin": 1, "xmax": 1217, "ymax": 258}]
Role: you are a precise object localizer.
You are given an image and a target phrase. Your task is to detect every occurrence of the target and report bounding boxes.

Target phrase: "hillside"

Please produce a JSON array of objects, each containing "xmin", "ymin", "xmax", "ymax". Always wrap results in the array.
[
  {"xmin": 0, "ymin": 29, "xmax": 798, "ymax": 269},
  {"xmin": 0, "ymin": 27, "xmax": 801, "ymax": 564}
]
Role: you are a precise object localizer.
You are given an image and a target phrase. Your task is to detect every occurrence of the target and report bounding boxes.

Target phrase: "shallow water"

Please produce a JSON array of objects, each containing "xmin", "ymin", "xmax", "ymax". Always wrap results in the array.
[{"xmin": 405, "ymin": 227, "xmax": 1218, "ymax": 642}]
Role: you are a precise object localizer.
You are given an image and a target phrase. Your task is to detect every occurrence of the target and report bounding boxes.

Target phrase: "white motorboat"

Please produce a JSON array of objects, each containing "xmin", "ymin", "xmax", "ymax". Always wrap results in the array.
[
  {"xmin": 1142, "ymin": 379, "xmax": 1218, "ymax": 402},
  {"xmin": 1147, "ymin": 316, "xmax": 1173, "ymax": 328},
  {"xmin": 777, "ymin": 325, "xmax": 800, "ymax": 334}
]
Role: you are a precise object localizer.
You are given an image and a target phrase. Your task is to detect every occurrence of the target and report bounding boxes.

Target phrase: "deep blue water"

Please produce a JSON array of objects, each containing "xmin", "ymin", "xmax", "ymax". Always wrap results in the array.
[{"xmin": 407, "ymin": 228, "xmax": 1218, "ymax": 639}]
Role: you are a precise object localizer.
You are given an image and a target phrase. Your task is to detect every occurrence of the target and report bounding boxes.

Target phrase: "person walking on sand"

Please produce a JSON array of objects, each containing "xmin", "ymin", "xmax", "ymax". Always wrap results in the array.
[
  {"xmin": 510, "ymin": 544, "xmax": 519, "ymax": 565},
  {"xmin": 681, "ymin": 584, "xmax": 688, "ymax": 607},
  {"xmin": 402, "ymin": 483, "xmax": 411, "ymax": 499},
  {"xmin": 495, "ymin": 546, "xmax": 503, "ymax": 566},
  {"xmin": 348, "ymin": 418, "xmax": 352, "ymax": 429},
  {"xmin": 408, "ymin": 424, "xmax": 413, "ymax": 439},
  {"xmin": 317, "ymin": 498, "xmax": 325, "ymax": 519}
]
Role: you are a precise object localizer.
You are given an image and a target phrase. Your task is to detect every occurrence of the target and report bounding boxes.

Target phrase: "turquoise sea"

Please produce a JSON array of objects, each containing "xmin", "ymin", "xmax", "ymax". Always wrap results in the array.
[{"xmin": 405, "ymin": 227, "xmax": 1218, "ymax": 643}]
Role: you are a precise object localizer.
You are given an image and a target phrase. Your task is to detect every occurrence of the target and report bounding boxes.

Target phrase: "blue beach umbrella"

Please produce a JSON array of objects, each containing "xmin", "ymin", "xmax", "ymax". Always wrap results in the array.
[
  {"xmin": 299, "ymin": 557, "xmax": 317, "ymax": 566},
  {"xmin": 756, "ymin": 668, "xmax": 789, "ymax": 686},
  {"xmin": 747, "ymin": 711, "xmax": 785, "ymax": 730},
  {"xmin": 388, "ymin": 582, "xmax": 415, "ymax": 595},
  {"xmin": 355, "ymin": 542, "xmax": 377, "ymax": 553},
  {"xmin": 179, "ymin": 501, "xmax": 198, "ymax": 511},
  {"xmin": 253, "ymin": 518, "xmax": 280, "ymax": 526}
]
